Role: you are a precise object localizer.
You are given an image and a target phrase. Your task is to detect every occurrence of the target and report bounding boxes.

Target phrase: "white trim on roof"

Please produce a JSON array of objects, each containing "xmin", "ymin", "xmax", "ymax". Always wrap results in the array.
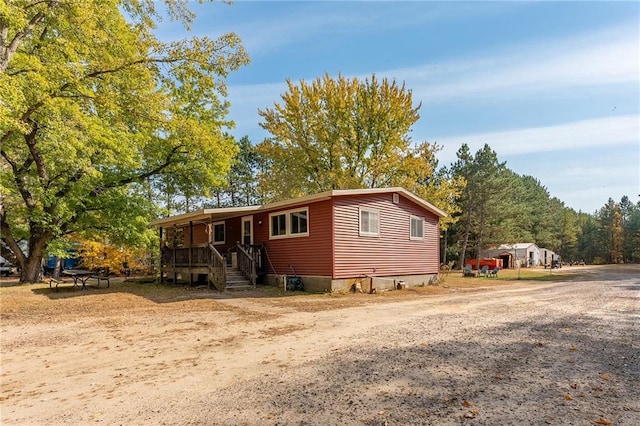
[{"xmin": 150, "ymin": 187, "xmax": 447, "ymax": 227}]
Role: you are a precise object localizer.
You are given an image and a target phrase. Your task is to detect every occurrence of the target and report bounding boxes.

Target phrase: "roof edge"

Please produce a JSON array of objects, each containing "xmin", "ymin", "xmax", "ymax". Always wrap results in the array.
[{"xmin": 150, "ymin": 187, "xmax": 447, "ymax": 227}]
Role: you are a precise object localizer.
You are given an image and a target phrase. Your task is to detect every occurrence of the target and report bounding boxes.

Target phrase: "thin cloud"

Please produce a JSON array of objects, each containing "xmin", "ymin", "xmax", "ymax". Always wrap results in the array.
[
  {"xmin": 224, "ymin": 2, "xmax": 484, "ymax": 57},
  {"xmin": 227, "ymin": 21, "xmax": 638, "ymax": 123},
  {"xmin": 385, "ymin": 23, "xmax": 639, "ymax": 103},
  {"xmin": 435, "ymin": 114, "xmax": 639, "ymax": 163}
]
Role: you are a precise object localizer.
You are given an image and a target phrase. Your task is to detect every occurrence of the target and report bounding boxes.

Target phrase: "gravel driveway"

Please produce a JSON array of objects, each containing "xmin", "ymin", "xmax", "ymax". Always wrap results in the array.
[{"xmin": 1, "ymin": 265, "xmax": 638, "ymax": 425}]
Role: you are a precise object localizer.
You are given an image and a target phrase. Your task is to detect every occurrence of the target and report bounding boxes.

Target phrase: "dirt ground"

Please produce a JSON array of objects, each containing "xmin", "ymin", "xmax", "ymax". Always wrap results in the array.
[{"xmin": 1, "ymin": 265, "xmax": 638, "ymax": 425}]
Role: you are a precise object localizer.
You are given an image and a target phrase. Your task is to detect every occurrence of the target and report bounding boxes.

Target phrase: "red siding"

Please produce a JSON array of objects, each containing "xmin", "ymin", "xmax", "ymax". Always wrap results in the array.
[
  {"xmin": 173, "ymin": 218, "xmax": 242, "ymax": 253},
  {"xmin": 214, "ymin": 216, "xmax": 243, "ymax": 254},
  {"xmin": 180, "ymin": 223, "xmax": 209, "ymax": 246},
  {"xmin": 255, "ymin": 200, "xmax": 333, "ymax": 277},
  {"xmin": 162, "ymin": 190, "xmax": 440, "ymax": 280},
  {"xmin": 333, "ymin": 192, "xmax": 440, "ymax": 278}
]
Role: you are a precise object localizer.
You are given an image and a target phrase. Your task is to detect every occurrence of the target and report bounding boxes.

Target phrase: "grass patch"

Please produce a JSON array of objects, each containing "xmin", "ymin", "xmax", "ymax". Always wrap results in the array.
[{"xmin": 439, "ymin": 267, "xmax": 585, "ymax": 287}]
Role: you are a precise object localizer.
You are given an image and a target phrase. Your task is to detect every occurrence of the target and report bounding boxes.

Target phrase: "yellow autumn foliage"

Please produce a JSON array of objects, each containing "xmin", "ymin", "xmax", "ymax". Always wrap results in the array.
[{"xmin": 76, "ymin": 239, "xmax": 147, "ymax": 274}]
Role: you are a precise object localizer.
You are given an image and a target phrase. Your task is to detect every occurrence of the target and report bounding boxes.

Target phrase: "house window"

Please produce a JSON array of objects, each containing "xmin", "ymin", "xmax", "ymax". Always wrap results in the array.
[
  {"xmin": 269, "ymin": 207, "xmax": 309, "ymax": 239},
  {"xmin": 359, "ymin": 208, "xmax": 380, "ymax": 237},
  {"xmin": 212, "ymin": 222, "xmax": 225, "ymax": 244},
  {"xmin": 290, "ymin": 210, "xmax": 308, "ymax": 235},
  {"xmin": 410, "ymin": 216, "xmax": 424, "ymax": 240},
  {"xmin": 271, "ymin": 213, "xmax": 287, "ymax": 237}
]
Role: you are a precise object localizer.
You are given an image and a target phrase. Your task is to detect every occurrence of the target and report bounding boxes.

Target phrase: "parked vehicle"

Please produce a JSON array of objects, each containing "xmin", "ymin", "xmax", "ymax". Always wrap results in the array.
[
  {"xmin": 545, "ymin": 254, "xmax": 562, "ymax": 269},
  {"xmin": 0, "ymin": 261, "xmax": 17, "ymax": 276}
]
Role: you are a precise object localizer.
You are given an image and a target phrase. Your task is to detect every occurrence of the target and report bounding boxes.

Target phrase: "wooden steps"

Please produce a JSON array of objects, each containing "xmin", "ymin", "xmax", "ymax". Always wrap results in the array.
[{"xmin": 224, "ymin": 266, "xmax": 254, "ymax": 290}]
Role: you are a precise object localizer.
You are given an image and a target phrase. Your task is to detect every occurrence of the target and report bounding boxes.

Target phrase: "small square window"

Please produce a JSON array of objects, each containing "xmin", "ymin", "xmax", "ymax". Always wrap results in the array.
[
  {"xmin": 410, "ymin": 216, "xmax": 424, "ymax": 240},
  {"xmin": 213, "ymin": 222, "xmax": 225, "ymax": 244},
  {"xmin": 360, "ymin": 208, "xmax": 380, "ymax": 236}
]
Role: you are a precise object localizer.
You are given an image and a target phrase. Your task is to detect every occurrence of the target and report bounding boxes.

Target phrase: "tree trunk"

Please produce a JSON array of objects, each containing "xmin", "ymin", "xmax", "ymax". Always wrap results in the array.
[
  {"xmin": 54, "ymin": 257, "xmax": 62, "ymax": 279},
  {"xmin": 458, "ymin": 210, "xmax": 473, "ymax": 269},
  {"xmin": 18, "ymin": 233, "xmax": 51, "ymax": 283},
  {"xmin": 20, "ymin": 254, "xmax": 44, "ymax": 282},
  {"xmin": 475, "ymin": 209, "xmax": 486, "ymax": 271}
]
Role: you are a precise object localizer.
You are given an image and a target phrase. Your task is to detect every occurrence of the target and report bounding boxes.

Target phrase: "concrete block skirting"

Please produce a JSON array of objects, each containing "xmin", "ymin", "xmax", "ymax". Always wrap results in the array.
[{"xmin": 263, "ymin": 273, "xmax": 439, "ymax": 293}]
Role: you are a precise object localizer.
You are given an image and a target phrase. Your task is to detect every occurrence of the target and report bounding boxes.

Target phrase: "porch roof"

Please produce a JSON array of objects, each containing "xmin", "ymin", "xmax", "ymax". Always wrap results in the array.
[
  {"xmin": 150, "ymin": 187, "xmax": 447, "ymax": 228},
  {"xmin": 150, "ymin": 205, "xmax": 261, "ymax": 227}
]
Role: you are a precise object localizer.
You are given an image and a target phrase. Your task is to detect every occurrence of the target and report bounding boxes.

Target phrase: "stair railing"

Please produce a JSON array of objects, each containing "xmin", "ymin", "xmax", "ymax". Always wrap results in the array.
[
  {"xmin": 208, "ymin": 244, "xmax": 226, "ymax": 291},
  {"xmin": 236, "ymin": 242, "xmax": 256, "ymax": 287}
]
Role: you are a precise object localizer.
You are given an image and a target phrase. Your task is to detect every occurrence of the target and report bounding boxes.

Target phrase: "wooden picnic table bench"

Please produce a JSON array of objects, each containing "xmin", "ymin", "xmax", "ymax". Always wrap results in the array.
[{"xmin": 49, "ymin": 269, "xmax": 110, "ymax": 291}]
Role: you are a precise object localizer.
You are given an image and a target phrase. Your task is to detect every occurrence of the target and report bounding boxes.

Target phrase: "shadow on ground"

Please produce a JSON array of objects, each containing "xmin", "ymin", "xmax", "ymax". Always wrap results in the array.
[{"xmin": 195, "ymin": 313, "xmax": 640, "ymax": 425}]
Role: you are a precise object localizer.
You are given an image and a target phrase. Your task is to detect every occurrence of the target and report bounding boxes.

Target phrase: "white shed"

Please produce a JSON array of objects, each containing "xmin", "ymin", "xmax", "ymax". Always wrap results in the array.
[{"xmin": 481, "ymin": 243, "xmax": 541, "ymax": 268}]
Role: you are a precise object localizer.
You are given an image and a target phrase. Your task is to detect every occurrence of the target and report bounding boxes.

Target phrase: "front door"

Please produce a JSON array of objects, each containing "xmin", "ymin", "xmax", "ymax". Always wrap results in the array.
[{"xmin": 241, "ymin": 216, "xmax": 253, "ymax": 246}]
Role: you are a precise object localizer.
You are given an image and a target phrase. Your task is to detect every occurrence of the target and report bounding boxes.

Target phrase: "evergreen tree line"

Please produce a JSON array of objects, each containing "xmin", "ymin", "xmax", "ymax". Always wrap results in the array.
[
  {"xmin": 182, "ymin": 138, "xmax": 639, "ymax": 267},
  {"xmin": 447, "ymin": 143, "xmax": 640, "ymax": 267}
]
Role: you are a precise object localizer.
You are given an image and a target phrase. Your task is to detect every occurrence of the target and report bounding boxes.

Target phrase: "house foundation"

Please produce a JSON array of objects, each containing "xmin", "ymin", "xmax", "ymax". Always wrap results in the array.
[{"xmin": 264, "ymin": 273, "xmax": 439, "ymax": 293}]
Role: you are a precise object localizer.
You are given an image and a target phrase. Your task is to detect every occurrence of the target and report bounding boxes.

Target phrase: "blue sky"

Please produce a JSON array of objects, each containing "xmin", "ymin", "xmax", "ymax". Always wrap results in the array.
[{"xmin": 157, "ymin": 1, "xmax": 639, "ymax": 213}]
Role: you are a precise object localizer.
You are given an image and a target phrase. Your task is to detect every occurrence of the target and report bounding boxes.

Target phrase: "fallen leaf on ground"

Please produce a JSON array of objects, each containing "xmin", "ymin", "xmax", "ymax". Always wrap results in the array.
[
  {"xmin": 599, "ymin": 374, "xmax": 610, "ymax": 381},
  {"xmin": 593, "ymin": 419, "xmax": 612, "ymax": 425},
  {"xmin": 461, "ymin": 411, "xmax": 477, "ymax": 419},
  {"xmin": 563, "ymin": 393, "xmax": 573, "ymax": 400},
  {"xmin": 462, "ymin": 399, "xmax": 473, "ymax": 407}
]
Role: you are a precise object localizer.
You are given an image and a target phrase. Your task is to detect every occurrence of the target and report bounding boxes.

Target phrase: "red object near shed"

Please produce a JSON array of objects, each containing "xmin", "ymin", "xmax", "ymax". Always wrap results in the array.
[{"xmin": 466, "ymin": 258, "xmax": 503, "ymax": 270}]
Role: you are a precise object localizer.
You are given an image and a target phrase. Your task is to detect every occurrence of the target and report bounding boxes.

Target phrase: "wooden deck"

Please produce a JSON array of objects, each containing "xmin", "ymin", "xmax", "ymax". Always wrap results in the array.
[{"xmin": 160, "ymin": 243, "xmax": 263, "ymax": 291}]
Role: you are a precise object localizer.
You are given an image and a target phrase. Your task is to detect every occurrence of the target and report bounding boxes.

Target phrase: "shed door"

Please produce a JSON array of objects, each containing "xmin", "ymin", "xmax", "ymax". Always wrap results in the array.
[{"xmin": 242, "ymin": 216, "xmax": 253, "ymax": 245}]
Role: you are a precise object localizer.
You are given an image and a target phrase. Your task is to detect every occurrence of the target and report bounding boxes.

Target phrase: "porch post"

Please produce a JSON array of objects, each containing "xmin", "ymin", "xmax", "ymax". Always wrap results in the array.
[
  {"xmin": 159, "ymin": 227, "xmax": 164, "ymax": 283},
  {"xmin": 188, "ymin": 221, "xmax": 193, "ymax": 286},
  {"xmin": 173, "ymin": 225, "xmax": 177, "ymax": 284}
]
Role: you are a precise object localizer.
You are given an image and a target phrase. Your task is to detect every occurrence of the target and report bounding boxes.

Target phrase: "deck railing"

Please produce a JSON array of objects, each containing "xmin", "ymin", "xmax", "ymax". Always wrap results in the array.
[
  {"xmin": 161, "ymin": 246, "xmax": 209, "ymax": 266},
  {"xmin": 236, "ymin": 243, "xmax": 256, "ymax": 287},
  {"xmin": 161, "ymin": 245, "xmax": 226, "ymax": 290}
]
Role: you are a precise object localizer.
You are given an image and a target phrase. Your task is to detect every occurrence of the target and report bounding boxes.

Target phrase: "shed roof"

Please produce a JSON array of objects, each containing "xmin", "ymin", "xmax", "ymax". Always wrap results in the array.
[
  {"xmin": 151, "ymin": 187, "xmax": 447, "ymax": 227},
  {"xmin": 497, "ymin": 243, "xmax": 539, "ymax": 250}
]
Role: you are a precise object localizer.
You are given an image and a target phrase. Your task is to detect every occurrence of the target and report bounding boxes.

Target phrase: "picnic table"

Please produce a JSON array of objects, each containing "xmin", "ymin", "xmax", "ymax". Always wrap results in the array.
[
  {"xmin": 62, "ymin": 269, "xmax": 95, "ymax": 290},
  {"xmin": 49, "ymin": 269, "xmax": 110, "ymax": 291}
]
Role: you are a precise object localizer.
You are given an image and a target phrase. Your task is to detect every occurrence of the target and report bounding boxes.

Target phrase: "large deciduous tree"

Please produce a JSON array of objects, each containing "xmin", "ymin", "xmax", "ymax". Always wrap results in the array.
[
  {"xmin": 0, "ymin": 0, "xmax": 249, "ymax": 282},
  {"xmin": 256, "ymin": 73, "xmax": 462, "ymax": 217}
]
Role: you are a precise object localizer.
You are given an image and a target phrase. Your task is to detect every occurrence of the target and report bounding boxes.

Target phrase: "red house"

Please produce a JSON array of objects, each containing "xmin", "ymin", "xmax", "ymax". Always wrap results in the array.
[{"xmin": 151, "ymin": 187, "xmax": 446, "ymax": 293}]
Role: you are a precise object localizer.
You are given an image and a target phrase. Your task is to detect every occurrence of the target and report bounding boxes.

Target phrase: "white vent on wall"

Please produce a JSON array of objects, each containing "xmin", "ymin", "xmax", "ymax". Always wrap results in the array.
[{"xmin": 392, "ymin": 193, "xmax": 399, "ymax": 204}]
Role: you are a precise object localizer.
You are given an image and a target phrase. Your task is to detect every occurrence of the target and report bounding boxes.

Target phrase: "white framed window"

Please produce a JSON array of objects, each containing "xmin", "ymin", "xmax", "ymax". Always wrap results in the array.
[
  {"xmin": 212, "ymin": 221, "xmax": 225, "ymax": 244},
  {"xmin": 359, "ymin": 208, "xmax": 380, "ymax": 237},
  {"xmin": 241, "ymin": 216, "xmax": 253, "ymax": 245},
  {"xmin": 270, "ymin": 213, "xmax": 287, "ymax": 237},
  {"xmin": 269, "ymin": 207, "xmax": 309, "ymax": 239},
  {"xmin": 289, "ymin": 209, "xmax": 308, "ymax": 235},
  {"xmin": 410, "ymin": 216, "xmax": 424, "ymax": 240}
]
